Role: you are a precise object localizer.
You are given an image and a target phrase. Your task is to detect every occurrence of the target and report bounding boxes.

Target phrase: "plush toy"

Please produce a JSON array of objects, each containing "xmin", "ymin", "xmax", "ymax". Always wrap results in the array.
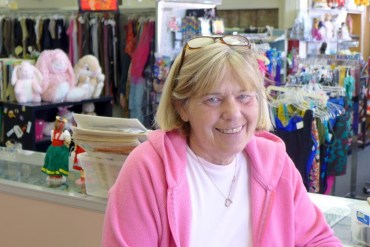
[
  {"xmin": 36, "ymin": 49, "xmax": 76, "ymax": 102},
  {"xmin": 82, "ymin": 102, "xmax": 97, "ymax": 115},
  {"xmin": 66, "ymin": 55, "xmax": 105, "ymax": 102},
  {"xmin": 11, "ymin": 61, "xmax": 44, "ymax": 103}
]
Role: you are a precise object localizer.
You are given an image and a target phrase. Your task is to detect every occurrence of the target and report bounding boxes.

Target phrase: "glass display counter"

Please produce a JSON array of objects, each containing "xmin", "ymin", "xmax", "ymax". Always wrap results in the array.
[{"xmin": 0, "ymin": 147, "xmax": 106, "ymax": 212}]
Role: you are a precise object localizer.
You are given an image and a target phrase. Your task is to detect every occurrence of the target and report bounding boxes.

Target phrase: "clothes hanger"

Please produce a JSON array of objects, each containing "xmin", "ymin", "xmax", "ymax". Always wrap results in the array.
[{"xmin": 266, "ymin": 85, "xmax": 329, "ymax": 105}]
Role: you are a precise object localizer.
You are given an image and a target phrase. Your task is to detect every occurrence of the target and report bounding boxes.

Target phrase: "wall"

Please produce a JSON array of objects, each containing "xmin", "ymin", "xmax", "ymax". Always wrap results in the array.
[
  {"xmin": 0, "ymin": 191, "xmax": 105, "ymax": 247},
  {"xmin": 9, "ymin": 0, "xmax": 297, "ymax": 29}
]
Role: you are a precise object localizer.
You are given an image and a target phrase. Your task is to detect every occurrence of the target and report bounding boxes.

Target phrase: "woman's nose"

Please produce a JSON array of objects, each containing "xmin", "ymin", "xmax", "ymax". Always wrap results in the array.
[{"xmin": 222, "ymin": 98, "xmax": 241, "ymax": 120}]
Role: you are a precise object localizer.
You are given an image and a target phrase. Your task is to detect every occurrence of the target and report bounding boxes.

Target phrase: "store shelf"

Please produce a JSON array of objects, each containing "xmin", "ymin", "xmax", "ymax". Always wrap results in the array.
[{"xmin": 0, "ymin": 96, "xmax": 113, "ymax": 152}]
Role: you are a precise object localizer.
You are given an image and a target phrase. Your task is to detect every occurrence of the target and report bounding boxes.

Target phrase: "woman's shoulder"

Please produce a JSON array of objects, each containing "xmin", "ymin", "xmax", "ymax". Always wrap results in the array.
[
  {"xmin": 252, "ymin": 131, "xmax": 286, "ymax": 153},
  {"xmin": 127, "ymin": 129, "xmax": 187, "ymax": 167}
]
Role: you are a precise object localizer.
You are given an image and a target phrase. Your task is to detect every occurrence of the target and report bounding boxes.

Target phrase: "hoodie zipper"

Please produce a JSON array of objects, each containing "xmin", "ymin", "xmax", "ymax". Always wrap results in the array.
[
  {"xmin": 255, "ymin": 189, "xmax": 276, "ymax": 247},
  {"xmin": 166, "ymin": 189, "xmax": 180, "ymax": 247}
]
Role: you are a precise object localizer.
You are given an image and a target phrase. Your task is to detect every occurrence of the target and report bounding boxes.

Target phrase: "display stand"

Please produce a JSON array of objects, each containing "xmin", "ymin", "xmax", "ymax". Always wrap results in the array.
[
  {"xmin": 290, "ymin": 1, "xmax": 365, "ymax": 58},
  {"xmin": 0, "ymin": 96, "xmax": 113, "ymax": 152}
]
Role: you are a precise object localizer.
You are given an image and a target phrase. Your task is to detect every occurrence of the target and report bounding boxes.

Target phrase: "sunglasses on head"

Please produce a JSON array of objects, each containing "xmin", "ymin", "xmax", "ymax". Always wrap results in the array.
[{"xmin": 174, "ymin": 35, "xmax": 252, "ymax": 82}]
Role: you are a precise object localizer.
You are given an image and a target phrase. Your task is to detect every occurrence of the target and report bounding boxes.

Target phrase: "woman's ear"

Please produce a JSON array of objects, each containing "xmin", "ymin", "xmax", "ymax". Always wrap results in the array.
[{"xmin": 174, "ymin": 101, "xmax": 189, "ymax": 122}]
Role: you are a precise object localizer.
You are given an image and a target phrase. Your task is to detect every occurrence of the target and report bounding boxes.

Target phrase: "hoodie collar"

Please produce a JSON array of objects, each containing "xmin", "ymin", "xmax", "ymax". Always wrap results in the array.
[
  {"xmin": 148, "ymin": 130, "xmax": 286, "ymax": 191},
  {"xmin": 246, "ymin": 131, "xmax": 286, "ymax": 191}
]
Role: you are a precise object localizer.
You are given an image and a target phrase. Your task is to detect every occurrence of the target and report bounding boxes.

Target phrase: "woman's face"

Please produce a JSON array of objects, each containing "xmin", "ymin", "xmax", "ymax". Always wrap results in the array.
[{"xmin": 178, "ymin": 71, "xmax": 259, "ymax": 165}]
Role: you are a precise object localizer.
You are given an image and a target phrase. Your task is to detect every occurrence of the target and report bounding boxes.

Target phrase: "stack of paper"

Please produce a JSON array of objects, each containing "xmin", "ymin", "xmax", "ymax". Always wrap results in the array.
[{"xmin": 72, "ymin": 113, "xmax": 149, "ymax": 155}]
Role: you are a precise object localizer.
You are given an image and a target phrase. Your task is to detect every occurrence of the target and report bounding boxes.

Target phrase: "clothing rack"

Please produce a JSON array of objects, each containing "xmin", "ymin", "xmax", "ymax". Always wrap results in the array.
[
  {"xmin": 295, "ymin": 54, "xmax": 362, "ymax": 198},
  {"xmin": 0, "ymin": 9, "xmax": 156, "ymax": 121}
]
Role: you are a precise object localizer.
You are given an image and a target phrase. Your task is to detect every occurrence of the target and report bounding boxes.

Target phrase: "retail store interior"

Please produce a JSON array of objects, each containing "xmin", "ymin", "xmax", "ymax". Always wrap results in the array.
[{"xmin": 0, "ymin": 0, "xmax": 370, "ymax": 246}]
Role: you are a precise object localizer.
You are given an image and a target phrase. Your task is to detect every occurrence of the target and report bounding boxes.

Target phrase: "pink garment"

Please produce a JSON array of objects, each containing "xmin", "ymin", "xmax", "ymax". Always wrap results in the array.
[
  {"xmin": 325, "ymin": 175, "xmax": 336, "ymax": 195},
  {"xmin": 130, "ymin": 21, "xmax": 155, "ymax": 78},
  {"xmin": 66, "ymin": 18, "xmax": 75, "ymax": 66},
  {"xmin": 102, "ymin": 130, "xmax": 341, "ymax": 247}
]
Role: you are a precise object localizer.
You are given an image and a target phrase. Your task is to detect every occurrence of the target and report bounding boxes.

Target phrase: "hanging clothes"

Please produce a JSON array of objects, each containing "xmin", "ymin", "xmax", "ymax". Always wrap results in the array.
[
  {"xmin": 66, "ymin": 15, "xmax": 78, "ymax": 66},
  {"xmin": 326, "ymin": 96, "xmax": 352, "ymax": 176},
  {"xmin": 129, "ymin": 20, "xmax": 155, "ymax": 124},
  {"xmin": 274, "ymin": 109, "xmax": 315, "ymax": 190},
  {"xmin": 308, "ymin": 119, "xmax": 320, "ymax": 193},
  {"xmin": 13, "ymin": 19, "xmax": 22, "ymax": 57},
  {"xmin": 41, "ymin": 18, "xmax": 52, "ymax": 51},
  {"xmin": 25, "ymin": 18, "xmax": 37, "ymax": 57}
]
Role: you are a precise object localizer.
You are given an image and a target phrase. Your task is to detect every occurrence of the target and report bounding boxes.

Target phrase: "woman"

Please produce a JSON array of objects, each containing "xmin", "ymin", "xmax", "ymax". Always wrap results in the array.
[{"xmin": 102, "ymin": 35, "xmax": 341, "ymax": 246}]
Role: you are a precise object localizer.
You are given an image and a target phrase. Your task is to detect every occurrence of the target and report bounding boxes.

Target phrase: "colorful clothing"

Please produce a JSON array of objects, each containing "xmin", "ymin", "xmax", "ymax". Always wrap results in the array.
[
  {"xmin": 274, "ymin": 109, "xmax": 314, "ymax": 189},
  {"xmin": 308, "ymin": 119, "xmax": 320, "ymax": 192},
  {"xmin": 72, "ymin": 145, "xmax": 85, "ymax": 171},
  {"xmin": 327, "ymin": 97, "xmax": 352, "ymax": 176},
  {"xmin": 41, "ymin": 129, "xmax": 70, "ymax": 176},
  {"xmin": 102, "ymin": 130, "xmax": 340, "ymax": 246}
]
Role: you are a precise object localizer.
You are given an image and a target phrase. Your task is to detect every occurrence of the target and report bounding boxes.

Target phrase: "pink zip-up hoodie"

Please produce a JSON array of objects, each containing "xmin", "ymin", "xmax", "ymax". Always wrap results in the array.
[{"xmin": 102, "ymin": 130, "xmax": 342, "ymax": 246}]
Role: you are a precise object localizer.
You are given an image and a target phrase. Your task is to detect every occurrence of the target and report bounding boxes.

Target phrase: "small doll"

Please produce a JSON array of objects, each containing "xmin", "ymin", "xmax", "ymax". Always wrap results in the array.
[
  {"xmin": 41, "ymin": 116, "xmax": 71, "ymax": 186},
  {"xmin": 71, "ymin": 144, "xmax": 86, "ymax": 185},
  {"xmin": 311, "ymin": 18, "xmax": 322, "ymax": 40},
  {"xmin": 323, "ymin": 14, "xmax": 334, "ymax": 39}
]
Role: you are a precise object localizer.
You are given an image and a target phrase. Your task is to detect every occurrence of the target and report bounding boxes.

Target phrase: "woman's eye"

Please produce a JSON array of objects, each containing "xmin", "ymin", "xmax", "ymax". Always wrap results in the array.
[
  {"xmin": 205, "ymin": 97, "xmax": 221, "ymax": 105},
  {"xmin": 238, "ymin": 93, "xmax": 254, "ymax": 103}
]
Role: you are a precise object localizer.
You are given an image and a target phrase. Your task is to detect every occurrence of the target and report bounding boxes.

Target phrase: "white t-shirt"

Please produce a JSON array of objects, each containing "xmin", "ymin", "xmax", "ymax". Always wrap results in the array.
[{"xmin": 186, "ymin": 147, "xmax": 252, "ymax": 247}]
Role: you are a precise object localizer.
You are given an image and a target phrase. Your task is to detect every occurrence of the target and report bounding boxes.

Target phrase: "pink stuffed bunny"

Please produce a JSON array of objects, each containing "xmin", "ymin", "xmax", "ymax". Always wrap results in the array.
[
  {"xmin": 36, "ymin": 49, "xmax": 76, "ymax": 102},
  {"xmin": 11, "ymin": 61, "xmax": 44, "ymax": 103}
]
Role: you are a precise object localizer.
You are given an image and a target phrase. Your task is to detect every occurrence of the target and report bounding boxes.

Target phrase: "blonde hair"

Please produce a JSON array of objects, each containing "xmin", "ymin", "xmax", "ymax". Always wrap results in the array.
[{"xmin": 155, "ymin": 41, "xmax": 272, "ymax": 136}]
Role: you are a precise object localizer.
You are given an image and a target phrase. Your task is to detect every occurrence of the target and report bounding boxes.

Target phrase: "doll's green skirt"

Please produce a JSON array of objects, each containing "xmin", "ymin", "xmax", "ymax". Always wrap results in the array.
[{"xmin": 41, "ymin": 145, "xmax": 69, "ymax": 176}]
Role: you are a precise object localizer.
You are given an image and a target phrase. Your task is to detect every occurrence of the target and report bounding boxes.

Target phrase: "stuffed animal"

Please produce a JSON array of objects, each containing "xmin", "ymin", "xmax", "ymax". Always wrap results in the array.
[
  {"xmin": 66, "ymin": 55, "xmax": 105, "ymax": 102},
  {"xmin": 36, "ymin": 49, "xmax": 76, "ymax": 102},
  {"xmin": 82, "ymin": 102, "xmax": 97, "ymax": 115},
  {"xmin": 11, "ymin": 61, "xmax": 44, "ymax": 103}
]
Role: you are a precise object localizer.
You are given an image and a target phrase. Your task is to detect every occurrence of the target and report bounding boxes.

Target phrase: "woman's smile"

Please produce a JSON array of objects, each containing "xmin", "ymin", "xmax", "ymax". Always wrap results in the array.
[{"xmin": 215, "ymin": 124, "xmax": 245, "ymax": 134}]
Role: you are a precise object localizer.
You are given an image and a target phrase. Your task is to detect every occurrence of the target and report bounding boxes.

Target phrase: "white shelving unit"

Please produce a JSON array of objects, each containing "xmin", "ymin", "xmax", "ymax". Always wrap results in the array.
[{"xmin": 294, "ymin": 0, "xmax": 365, "ymax": 58}]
